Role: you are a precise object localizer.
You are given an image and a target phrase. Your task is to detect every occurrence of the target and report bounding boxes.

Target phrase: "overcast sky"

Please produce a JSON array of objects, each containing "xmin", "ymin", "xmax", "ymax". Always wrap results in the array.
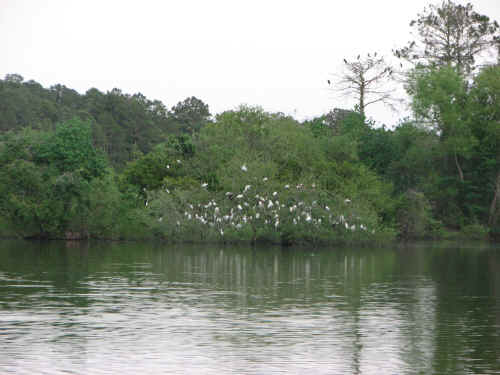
[{"xmin": 1, "ymin": 0, "xmax": 499, "ymax": 126}]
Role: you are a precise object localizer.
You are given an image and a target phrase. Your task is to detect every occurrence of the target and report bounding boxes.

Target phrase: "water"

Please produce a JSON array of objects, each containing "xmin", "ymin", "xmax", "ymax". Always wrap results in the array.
[{"xmin": 0, "ymin": 241, "xmax": 499, "ymax": 374}]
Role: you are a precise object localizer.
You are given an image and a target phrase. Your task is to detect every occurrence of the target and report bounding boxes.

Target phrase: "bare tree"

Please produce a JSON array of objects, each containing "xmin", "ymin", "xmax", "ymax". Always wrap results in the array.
[{"xmin": 330, "ymin": 53, "xmax": 396, "ymax": 118}]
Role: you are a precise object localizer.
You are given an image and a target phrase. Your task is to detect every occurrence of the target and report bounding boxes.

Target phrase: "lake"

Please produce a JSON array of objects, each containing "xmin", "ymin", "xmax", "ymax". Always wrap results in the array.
[{"xmin": 0, "ymin": 240, "xmax": 499, "ymax": 374}]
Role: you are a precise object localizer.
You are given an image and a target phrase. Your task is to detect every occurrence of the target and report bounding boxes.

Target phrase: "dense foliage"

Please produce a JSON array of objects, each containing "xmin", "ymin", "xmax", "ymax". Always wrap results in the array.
[
  {"xmin": 1, "ymin": 0, "xmax": 499, "ymax": 244},
  {"xmin": 0, "ymin": 76, "xmax": 211, "ymax": 168},
  {"xmin": 0, "ymin": 99, "xmax": 395, "ymax": 243}
]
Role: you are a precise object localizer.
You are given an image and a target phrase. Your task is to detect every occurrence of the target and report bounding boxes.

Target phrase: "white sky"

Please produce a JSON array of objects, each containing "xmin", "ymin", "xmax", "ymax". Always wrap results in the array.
[{"xmin": 1, "ymin": 0, "xmax": 499, "ymax": 126}]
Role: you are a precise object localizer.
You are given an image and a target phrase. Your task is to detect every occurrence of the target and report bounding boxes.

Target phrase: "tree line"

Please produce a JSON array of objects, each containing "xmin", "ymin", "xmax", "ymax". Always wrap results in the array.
[
  {"xmin": 0, "ymin": 0, "xmax": 499, "ymax": 243},
  {"xmin": 0, "ymin": 75, "xmax": 211, "ymax": 167}
]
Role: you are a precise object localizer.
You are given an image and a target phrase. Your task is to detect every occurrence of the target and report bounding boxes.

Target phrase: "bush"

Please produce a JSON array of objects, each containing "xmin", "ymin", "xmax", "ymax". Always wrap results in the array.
[
  {"xmin": 461, "ymin": 223, "xmax": 489, "ymax": 240},
  {"xmin": 396, "ymin": 190, "xmax": 433, "ymax": 239},
  {"xmin": 143, "ymin": 175, "xmax": 384, "ymax": 245}
]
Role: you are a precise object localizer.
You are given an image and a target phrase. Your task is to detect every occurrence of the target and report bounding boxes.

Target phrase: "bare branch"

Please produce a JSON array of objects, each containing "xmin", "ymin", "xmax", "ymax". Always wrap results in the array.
[{"xmin": 331, "ymin": 53, "xmax": 397, "ymax": 117}]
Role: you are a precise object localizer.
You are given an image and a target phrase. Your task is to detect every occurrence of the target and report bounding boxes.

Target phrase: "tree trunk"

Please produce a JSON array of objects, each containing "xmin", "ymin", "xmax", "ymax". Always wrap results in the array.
[
  {"xmin": 454, "ymin": 151, "xmax": 464, "ymax": 182},
  {"xmin": 359, "ymin": 79, "xmax": 365, "ymax": 118},
  {"xmin": 488, "ymin": 171, "xmax": 500, "ymax": 227}
]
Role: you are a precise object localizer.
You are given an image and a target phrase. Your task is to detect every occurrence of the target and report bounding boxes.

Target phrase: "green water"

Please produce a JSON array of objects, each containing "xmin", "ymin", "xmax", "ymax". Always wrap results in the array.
[{"xmin": 0, "ymin": 240, "xmax": 499, "ymax": 374}]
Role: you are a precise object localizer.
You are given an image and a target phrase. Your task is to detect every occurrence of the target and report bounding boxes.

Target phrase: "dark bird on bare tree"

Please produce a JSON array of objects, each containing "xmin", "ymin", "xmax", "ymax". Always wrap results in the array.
[
  {"xmin": 344, "ymin": 58, "xmax": 348, "ymax": 64},
  {"xmin": 327, "ymin": 79, "xmax": 331, "ymax": 85},
  {"xmin": 357, "ymin": 54, "xmax": 360, "ymax": 59}
]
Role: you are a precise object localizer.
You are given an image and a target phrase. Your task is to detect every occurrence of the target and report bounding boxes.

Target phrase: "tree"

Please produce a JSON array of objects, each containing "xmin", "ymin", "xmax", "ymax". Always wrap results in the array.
[
  {"xmin": 0, "ymin": 119, "xmax": 109, "ymax": 238},
  {"xmin": 412, "ymin": 66, "xmax": 476, "ymax": 182},
  {"xmin": 394, "ymin": 0, "xmax": 500, "ymax": 75},
  {"xmin": 171, "ymin": 96, "xmax": 211, "ymax": 134},
  {"xmin": 332, "ymin": 53, "xmax": 395, "ymax": 118},
  {"xmin": 385, "ymin": 121, "xmax": 439, "ymax": 194},
  {"xmin": 4, "ymin": 73, "xmax": 24, "ymax": 84},
  {"xmin": 121, "ymin": 137, "xmax": 196, "ymax": 196},
  {"xmin": 468, "ymin": 66, "xmax": 500, "ymax": 228},
  {"xmin": 36, "ymin": 118, "xmax": 107, "ymax": 180}
]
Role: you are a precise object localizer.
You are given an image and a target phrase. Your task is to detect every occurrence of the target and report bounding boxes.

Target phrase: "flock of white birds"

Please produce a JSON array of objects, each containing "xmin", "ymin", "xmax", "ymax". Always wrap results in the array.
[{"xmin": 152, "ymin": 164, "xmax": 375, "ymax": 238}]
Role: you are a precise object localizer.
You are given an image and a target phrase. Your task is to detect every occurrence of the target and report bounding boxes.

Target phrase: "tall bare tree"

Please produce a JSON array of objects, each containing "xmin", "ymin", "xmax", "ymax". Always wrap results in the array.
[{"xmin": 331, "ymin": 53, "xmax": 395, "ymax": 118}]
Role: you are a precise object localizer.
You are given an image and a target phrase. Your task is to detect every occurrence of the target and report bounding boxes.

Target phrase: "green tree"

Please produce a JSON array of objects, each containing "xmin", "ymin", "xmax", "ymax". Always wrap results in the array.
[
  {"xmin": 411, "ymin": 66, "xmax": 477, "ymax": 182},
  {"xmin": 4, "ymin": 73, "xmax": 24, "ymax": 84},
  {"xmin": 0, "ymin": 119, "xmax": 109, "ymax": 238},
  {"xmin": 468, "ymin": 66, "xmax": 500, "ymax": 229},
  {"xmin": 36, "ymin": 118, "xmax": 107, "ymax": 180},
  {"xmin": 170, "ymin": 96, "xmax": 211, "ymax": 134},
  {"xmin": 386, "ymin": 122, "xmax": 439, "ymax": 194},
  {"xmin": 395, "ymin": 0, "xmax": 500, "ymax": 75}
]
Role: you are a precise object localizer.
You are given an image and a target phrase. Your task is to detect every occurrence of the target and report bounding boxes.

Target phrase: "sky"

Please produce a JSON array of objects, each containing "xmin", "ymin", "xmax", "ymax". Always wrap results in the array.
[{"xmin": 1, "ymin": 0, "xmax": 500, "ymax": 126}]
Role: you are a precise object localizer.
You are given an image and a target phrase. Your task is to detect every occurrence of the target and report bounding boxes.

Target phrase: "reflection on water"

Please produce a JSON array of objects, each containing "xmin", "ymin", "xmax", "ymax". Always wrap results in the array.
[{"xmin": 0, "ymin": 241, "xmax": 499, "ymax": 374}]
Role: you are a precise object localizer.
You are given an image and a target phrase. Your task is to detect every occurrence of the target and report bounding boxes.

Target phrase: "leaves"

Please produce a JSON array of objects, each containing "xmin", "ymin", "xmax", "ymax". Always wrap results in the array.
[{"xmin": 395, "ymin": 0, "xmax": 500, "ymax": 75}]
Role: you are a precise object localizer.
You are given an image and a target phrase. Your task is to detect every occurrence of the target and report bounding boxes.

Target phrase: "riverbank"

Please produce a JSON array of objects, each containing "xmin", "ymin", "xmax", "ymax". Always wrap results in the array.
[{"xmin": 1, "ymin": 217, "xmax": 493, "ymax": 247}]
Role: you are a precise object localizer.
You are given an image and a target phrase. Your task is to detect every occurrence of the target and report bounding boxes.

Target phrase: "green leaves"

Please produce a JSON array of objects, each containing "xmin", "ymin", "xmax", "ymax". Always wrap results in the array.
[
  {"xmin": 35, "ymin": 118, "xmax": 107, "ymax": 180},
  {"xmin": 0, "ymin": 119, "xmax": 112, "ymax": 238},
  {"xmin": 396, "ymin": 1, "xmax": 500, "ymax": 75},
  {"xmin": 171, "ymin": 96, "xmax": 211, "ymax": 134},
  {"xmin": 412, "ymin": 66, "xmax": 477, "ymax": 181}
]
